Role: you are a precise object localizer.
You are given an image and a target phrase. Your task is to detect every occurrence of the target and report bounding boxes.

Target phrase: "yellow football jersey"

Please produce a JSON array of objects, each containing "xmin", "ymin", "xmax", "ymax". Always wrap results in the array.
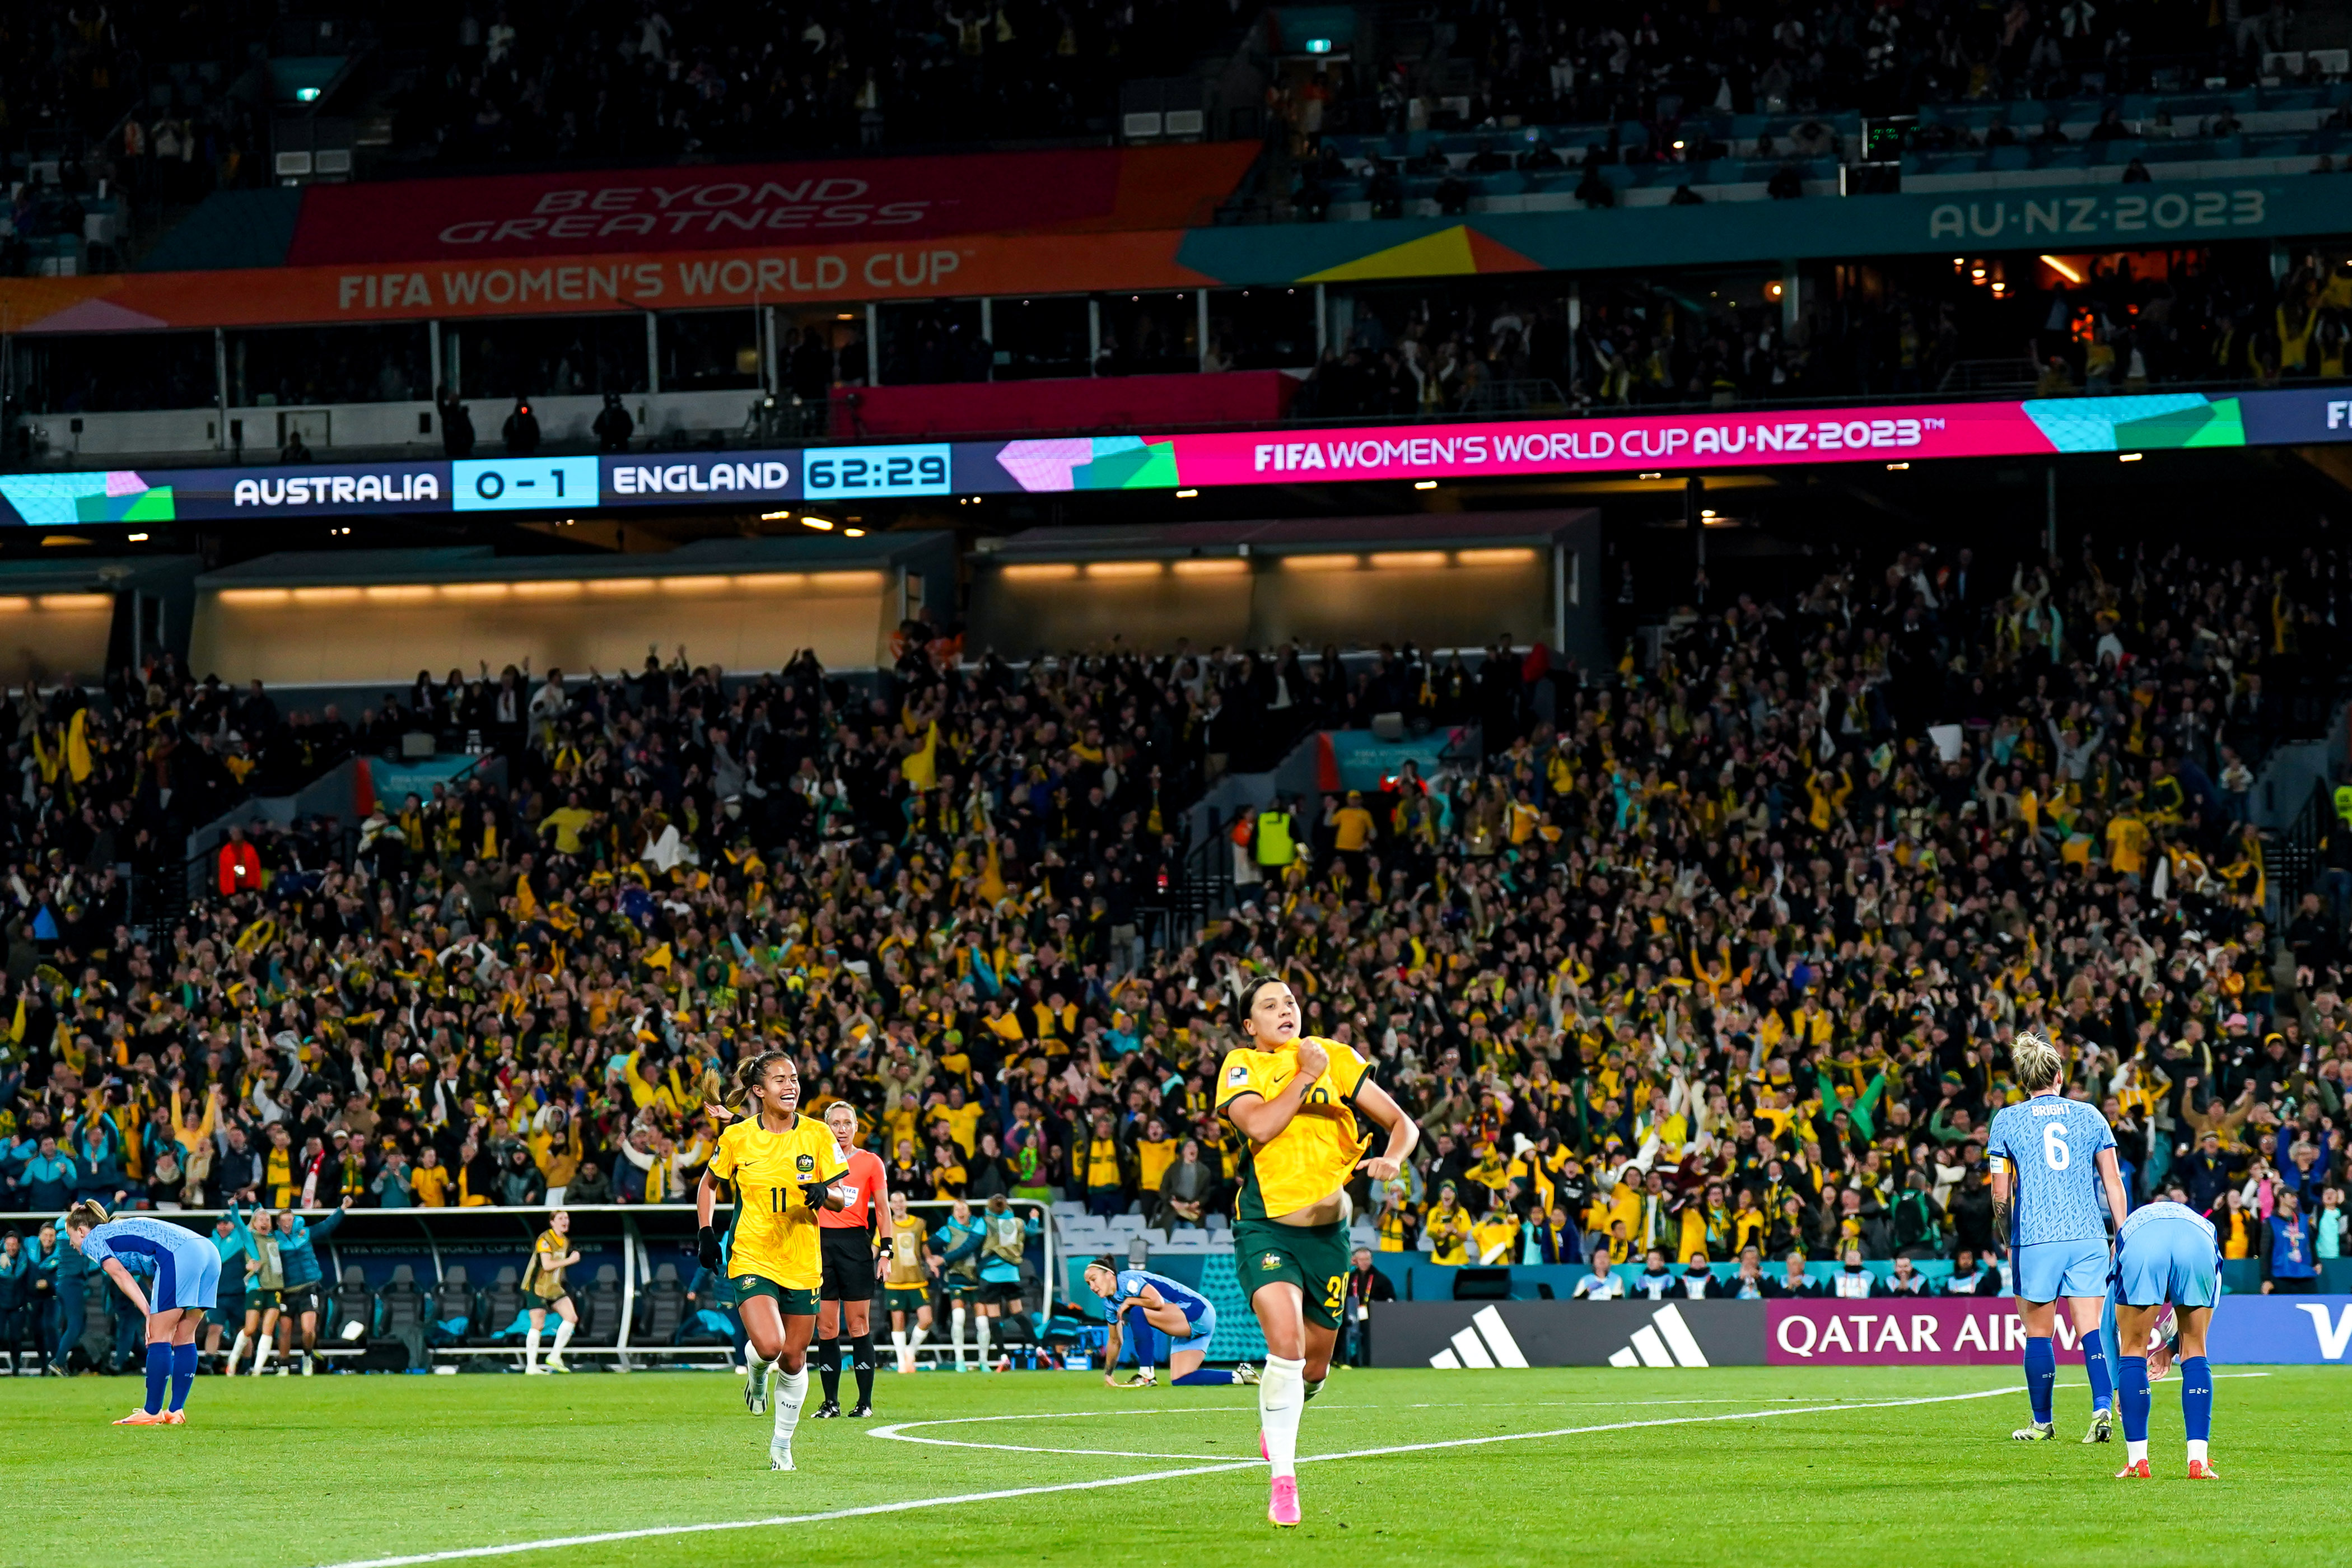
[
  {"xmin": 885, "ymin": 1215, "xmax": 930, "ymax": 1287},
  {"xmin": 709, "ymin": 1113, "xmax": 848, "ymax": 1290},
  {"xmin": 1215, "ymin": 1035, "xmax": 1374, "ymax": 1220}
]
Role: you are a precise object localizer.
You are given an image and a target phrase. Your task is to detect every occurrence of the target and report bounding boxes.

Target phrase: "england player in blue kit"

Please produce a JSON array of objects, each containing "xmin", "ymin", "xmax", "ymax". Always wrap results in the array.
[
  {"xmin": 2099, "ymin": 1201, "xmax": 2223, "ymax": 1481},
  {"xmin": 1985, "ymin": 1031, "xmax": 2130, "ymax": 1445},
  {"xmin": 1083, "ymin": 1259, "xmax": 1258, "ymax": 1388},
  {"xmin": 64, "ymin": 1200, "xmax": 220, "ymax": 1426}
]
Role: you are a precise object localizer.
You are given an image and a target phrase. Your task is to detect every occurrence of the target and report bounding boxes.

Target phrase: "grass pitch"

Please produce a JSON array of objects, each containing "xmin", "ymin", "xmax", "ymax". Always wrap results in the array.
[{"xmin": 4, "ymin": 1364, "xmax": 2340, "ymax": 1567}]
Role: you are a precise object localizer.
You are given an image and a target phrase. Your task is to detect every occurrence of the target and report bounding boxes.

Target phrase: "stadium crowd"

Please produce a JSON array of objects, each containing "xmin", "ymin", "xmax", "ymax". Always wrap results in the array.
[
  {"xmin": 1322, "ymin": 0, "xmax": 2288, "ymax": 139},
  {"xmin": 1287, "ymin": 251, "xmax": 2352, "ymax": 422},
  {"xmin": 2, "ymin": 532, "xmax": 2351, "ymax": 1373}
]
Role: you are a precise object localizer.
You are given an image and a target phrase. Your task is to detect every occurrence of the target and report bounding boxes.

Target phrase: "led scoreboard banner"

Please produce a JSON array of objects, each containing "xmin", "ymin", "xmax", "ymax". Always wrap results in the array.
[{"xmin": 3, "ymin": 389, "xmax": 2348, "ymax": 526}]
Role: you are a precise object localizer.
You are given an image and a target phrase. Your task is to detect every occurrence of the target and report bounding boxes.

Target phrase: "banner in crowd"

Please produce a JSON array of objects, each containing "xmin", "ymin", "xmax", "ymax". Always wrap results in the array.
[
  {"xmin": 283, "ymin": 145, "xmax": 1259, "ymax": 266},
  {"xmin": 4, "ymin": 387, "xmax": 2349, "ymax": 525},
  {"xmin": 7, "ymin": 166, "xmax": 2344, "ymax": 330},
  {"xmin": 1376, "ymin": 1295, "xmax": 2352, "ymax": 1368}
]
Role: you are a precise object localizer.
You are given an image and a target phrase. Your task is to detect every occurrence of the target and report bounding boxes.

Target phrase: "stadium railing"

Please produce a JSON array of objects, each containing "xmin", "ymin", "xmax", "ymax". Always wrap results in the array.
[{"xmin": 0, "ymin": 1198, "xmax": 1056, "ymax": 1374}]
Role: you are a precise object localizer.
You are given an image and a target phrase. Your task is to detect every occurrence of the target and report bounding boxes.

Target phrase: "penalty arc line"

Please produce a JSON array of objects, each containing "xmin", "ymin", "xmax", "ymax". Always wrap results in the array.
[{"xmin": 307, "ymin": 1383, "xmax": 2025, "ymax": 1568}]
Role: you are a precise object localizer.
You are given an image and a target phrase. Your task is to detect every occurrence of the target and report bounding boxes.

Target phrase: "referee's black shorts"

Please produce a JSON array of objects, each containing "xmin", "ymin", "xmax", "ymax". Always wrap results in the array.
[{"xmin": 819, "ymin": 1228, "xmax": 876, "ymax": 1302}]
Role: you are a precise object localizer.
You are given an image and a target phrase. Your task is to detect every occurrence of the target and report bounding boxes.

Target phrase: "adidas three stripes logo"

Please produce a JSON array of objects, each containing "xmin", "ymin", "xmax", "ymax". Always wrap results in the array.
[{"xmin": 1424, "ymin": 1303, "xmax": 1713, "ymax": 1369}]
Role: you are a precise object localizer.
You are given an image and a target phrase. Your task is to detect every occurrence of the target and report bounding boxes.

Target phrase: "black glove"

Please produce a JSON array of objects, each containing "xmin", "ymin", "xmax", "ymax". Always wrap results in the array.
[
  {"xmin": 697, "ymin": 1225, "xmax": 722, "ymax": 1271},
  {"xmin": 799, "ymin": 1172, "xmax": 842, "ymax": 1209}
]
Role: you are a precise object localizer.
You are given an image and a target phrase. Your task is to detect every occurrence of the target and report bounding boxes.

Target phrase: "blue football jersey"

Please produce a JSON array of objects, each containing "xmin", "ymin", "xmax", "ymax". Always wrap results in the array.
[
  {"xmin": 1107, "ymin": 1268, "xmax": 1210, "ymax": 1322},
  {"xmin": 1987, "ymin": 1095, "xmax": 2117, "ymax": 1246}
]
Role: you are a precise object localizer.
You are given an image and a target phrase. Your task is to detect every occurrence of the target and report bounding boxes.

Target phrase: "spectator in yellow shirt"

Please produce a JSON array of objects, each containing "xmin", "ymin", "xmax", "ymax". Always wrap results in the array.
[
  {"xmin": 1471, "ymin": 1193, "xmax": 1519, "ymax": 1263},
  {"xmin": 1133, "ymin": 1117, "xmax": 1178, "ymax": 1195},
  {"xmin": 1327, "ymin": 789, "xmax": 1377, "ymax": 894},
  {"xmin": 410, "ymin": 1146, "xmax": 452, "ymax": 1207},
  {"xmin": 1424, "ymin": 1185, "xmax": 1472, "ymax": 1264}
]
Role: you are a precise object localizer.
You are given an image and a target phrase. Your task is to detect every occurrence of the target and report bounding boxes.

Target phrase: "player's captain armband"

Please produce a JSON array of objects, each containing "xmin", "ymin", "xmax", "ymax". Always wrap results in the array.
[{"xmin": 1988, "ymin": 1154, "xmax": 2012, "ymax": 1175}]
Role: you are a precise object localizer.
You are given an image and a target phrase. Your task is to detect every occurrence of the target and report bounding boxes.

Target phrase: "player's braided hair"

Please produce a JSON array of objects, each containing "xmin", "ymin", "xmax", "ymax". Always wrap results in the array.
[{"xmin": 727, "ymin": 1049, "xmax": 796, "ymax": 1114}]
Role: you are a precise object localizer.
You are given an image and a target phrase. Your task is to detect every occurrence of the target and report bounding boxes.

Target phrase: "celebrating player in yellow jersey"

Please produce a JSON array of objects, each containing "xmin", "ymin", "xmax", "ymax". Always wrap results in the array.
[
  {"xmin": 696, "ymin": 1050, "xmax": 848, "ymax": 1472},
  {"xmin": 1216, "ymin": 976, "xmax": 1418, "ymax": 1529}
]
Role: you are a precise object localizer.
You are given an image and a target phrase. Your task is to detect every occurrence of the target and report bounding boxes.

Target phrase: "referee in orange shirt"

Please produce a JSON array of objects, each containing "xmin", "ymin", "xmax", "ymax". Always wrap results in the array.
[{"xmin": 812, "ymin": 1099, "xmax": 890, "ymax": 1418}]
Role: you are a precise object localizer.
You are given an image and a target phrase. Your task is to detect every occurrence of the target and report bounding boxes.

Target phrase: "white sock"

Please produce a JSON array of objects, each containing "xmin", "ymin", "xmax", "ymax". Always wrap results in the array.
[
  {"xmin": 908, "ymin": 1326, "xmax": 928, "ymax": 1370},
  {"xmin": 2187, "ymin": 1439, "xmax": 2209, "ymax": 1464},
  {"xmin": 772, "ymin": 1365, "xmax": 808, "ymax": 1453},
  {"xmin": 976, "ymin": 1313, "xmax": 991, "ymax": 1364},
  {"xmin": 2127, "ymin": 1438, "xmax": 2149, "ymax": 1463},
  {"xmin": 225, "ymin": 1331, "xmax": 249, "ymax": 1376},
  {"xmin": 950, "ymin": 1304, "xmax": 967, "ymax": 1367},
  {"xmin": 301, "ymin": 1348, "xmax": 314, "ymax": 1376},
  {"xmin": 891, "ymin": 1328, "xmax": 909, "ymax": 1374},
  {"xmin": 550, "ymin": 1319, "xmax": 576, "ymax": 1359},
  {"xmin": 253, "ymin": 1339, "xmax": 274, "ymax": 1375},
  {"xmin": 1260, "ymin": 1354, "xmax": 1306, "ymax": 1480},
  {"xmin": 526, "ymin": 1325, "xmax": 542, "ymax": 1371}
]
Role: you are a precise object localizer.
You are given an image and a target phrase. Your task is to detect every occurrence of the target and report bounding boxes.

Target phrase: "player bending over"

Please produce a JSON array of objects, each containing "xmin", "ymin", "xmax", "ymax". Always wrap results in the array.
[
  {"xmin": 2101, "ymin": 1200, "xmax": 2223, "ymax": 1481},
  {"xmin": 1987, "ymin": 1029, "xmax": 2130, "ymax": 1444},
  {"xmin": 1084, "ymin": 1258, "xmax": 1258, "ymax": 1388},
  {"xmin": 64, "ymin": 1202, "xmax": 219, "ymax": 1425},
  {"xmin": 1217, "ymin": 976, "xmax": 1418, "ymax": 1528}
]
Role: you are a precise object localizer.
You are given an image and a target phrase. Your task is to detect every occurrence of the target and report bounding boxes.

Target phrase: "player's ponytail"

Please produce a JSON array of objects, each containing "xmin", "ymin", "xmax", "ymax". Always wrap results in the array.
[{"xmin": 64, "ymin": 1198, "xmax": 110, "ymax": 1234}]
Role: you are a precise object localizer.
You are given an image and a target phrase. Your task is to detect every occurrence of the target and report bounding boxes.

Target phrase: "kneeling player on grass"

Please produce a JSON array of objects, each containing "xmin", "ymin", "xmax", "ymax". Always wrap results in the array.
[
  {"xmin": 1084, "ymin": 1258, "xmax": 1257, "ymax": 1388},
  {"xmin": 2101, "ymin": 1200, "xmax": 2223, "ymax": 1481},
  {"xmin": 1217, "ymin": 976, "xmax": 1419, "ymax": 1528}
]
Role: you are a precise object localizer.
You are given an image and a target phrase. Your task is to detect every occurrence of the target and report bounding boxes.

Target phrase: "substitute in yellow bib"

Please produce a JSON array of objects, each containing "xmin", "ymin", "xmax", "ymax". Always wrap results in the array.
[
  {"xmin": 1216, "ymin": 976, "xmax": 1418, "ymax": 1530},
  {"xmin": 696, "ymin": 1049, "xmax": 847, "ymax": 1473},
  {"xmin": 880, "ymin": 1188, "xmax": 935, "ymax": 1374}
]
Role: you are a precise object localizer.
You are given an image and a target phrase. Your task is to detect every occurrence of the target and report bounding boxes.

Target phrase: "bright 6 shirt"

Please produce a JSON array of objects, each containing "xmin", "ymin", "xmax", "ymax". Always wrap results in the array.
[{"xmin": 1986, "ymin": 1095, "xmax": 2116, "ymax": 1247}]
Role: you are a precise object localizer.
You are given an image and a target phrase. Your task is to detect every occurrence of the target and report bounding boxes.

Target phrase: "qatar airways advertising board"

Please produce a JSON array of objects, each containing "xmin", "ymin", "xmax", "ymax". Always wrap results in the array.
[
  {"xmin": 1, "ymin": 388, "xmax": 2345, "ymax": 526},
  {"xmin": 1375, "ymin": 1295, "xmax": 2352, "ymax": 1369}
]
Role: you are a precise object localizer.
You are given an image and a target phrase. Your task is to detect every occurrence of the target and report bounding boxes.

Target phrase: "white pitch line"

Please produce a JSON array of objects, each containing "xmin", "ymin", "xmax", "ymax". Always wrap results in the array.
[
  {"xmin": 861, "ymin": 1396, "xmax": 1794, "ymax": 1459},
  {"xmin": 309, "ymin": 1384, "xmax": 2024, "ymax": 1568}
]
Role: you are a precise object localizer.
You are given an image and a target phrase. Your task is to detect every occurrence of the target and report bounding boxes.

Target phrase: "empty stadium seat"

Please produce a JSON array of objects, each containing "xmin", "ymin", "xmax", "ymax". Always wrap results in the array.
[
  {"xmin": 376, "ymin": 1265, "xmax": 427, "ymax": 1370},
  {"xmin": 583, "ymin": 1264, "xmax": 624, "ymax": 1345},
  {"xmin": 433, "ymin": 1264, "xmax": 475, "ymax": 1337},
  {"xmin": 326, "ymin": 1265, "xmax": 373, "ymax": 1346},
  {"xmin": 478, "ymin": 1265, "xmax": 524, "ymax": 1345},
  {"xmin": 641, "ymin": 1262, "xmax": 687, "ymax": 1345}
]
